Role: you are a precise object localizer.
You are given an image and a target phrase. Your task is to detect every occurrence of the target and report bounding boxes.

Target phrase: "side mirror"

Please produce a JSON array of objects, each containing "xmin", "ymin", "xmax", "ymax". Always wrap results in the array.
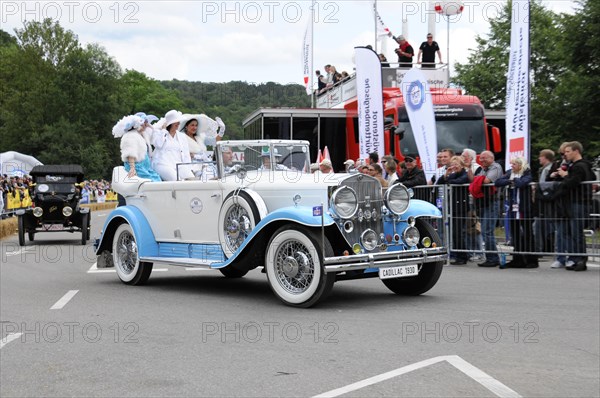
[
  {"xmin": 384, "ymin": 116, "xmax": 395, "ymax": 128},
  {"xmin": 393, "ymin": 126, "xmax": 405, "ymax": 140}
]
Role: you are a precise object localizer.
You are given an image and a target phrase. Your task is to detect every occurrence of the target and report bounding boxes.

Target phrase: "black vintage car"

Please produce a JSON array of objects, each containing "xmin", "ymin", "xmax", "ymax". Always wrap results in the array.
[{"xmin": 16, "ymin": 165, "xmax": 91, "ymax": 246}]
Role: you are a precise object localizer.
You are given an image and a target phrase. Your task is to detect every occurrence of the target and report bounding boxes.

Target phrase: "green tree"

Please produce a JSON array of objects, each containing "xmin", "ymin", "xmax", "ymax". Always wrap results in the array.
[
  {"xmin": 0, "ymin": 29, "xmax": 17, "ymax": 47},
  {"xmin": 117, "ymin": 70, "xmax": 184, "ymax": 116},
  {"xmin": 543, "ymin": 0, "xmax": 600, "ymax": 155},
  {"xmin": 0, "ymin": 19, "xmax": 125, "ymax": 178},
  {"xmin": 14, "ymin": 19, "xmax": 79, "ymax": 66}
]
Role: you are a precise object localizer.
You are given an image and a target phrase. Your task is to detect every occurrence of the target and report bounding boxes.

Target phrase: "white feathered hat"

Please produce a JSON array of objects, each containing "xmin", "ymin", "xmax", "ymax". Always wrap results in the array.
[
  {"xmin": 112, "ymin": 115, "xmax": 144, "ymax": 138},
  {"xmin": 179, "ymin": 114, "xmax": 226, "ymax": 138}
]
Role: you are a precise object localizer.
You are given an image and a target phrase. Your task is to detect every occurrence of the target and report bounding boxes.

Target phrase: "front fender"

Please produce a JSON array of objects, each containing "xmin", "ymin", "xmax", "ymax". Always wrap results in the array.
[
  {"xmin": 219, "ymin": 206, "xmax": 335, "ymax": 267},
  {"xmin": 95, "ymin": 206, "xmax": 159, "ymax": 257},
  {"xmin": 403, "ymin": 199, "xmax": 442, "ymax": 220},
  {"xmin": 258, "ymin": 206, "xmax": 335, "ymax": 227}
]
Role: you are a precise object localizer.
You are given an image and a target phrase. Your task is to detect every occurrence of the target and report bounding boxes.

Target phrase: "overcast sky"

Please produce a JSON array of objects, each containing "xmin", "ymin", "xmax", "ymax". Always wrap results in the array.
[{"xmin": 1, "ymin": 1, "xmax": 577, "ymax": 85}]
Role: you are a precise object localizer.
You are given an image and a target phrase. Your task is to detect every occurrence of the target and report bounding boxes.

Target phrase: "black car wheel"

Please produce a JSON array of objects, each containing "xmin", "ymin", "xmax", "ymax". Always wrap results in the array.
[
  {"xmin": 219, "ymin": 267, "xmax": 249, "ymax": 278},
  {"xmin": 81, "ymin": 213, "xmax": 89, "ymax": 245},
  {"xmin": 382, "ymin": 219, "xmax": 444, "ymax": 296},
  {"xmin": 18, "ymin": 216, "xmax": 25, "ymax": 246}
]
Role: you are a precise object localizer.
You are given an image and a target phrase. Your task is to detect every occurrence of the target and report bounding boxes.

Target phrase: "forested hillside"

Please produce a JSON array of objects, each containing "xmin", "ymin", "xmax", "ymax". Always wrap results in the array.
[{"xmin": 161, "ymin": 80, "xmax": 310, "ymax": 138}]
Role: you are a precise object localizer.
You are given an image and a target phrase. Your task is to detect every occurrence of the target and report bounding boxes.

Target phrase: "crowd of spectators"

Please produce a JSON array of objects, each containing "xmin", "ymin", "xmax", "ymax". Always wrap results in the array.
[
  {"xmin": 1, "ymin": 174, "xmax": 33, "ymax": 217},
  {"xmin": 313, "ymin": 141, "xmax": 597, "ymax": 272}
]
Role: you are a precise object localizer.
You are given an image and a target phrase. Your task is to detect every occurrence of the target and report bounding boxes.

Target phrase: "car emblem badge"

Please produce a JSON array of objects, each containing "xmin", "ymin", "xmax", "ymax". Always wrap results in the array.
[
  {"xmin": 50, "ymin": 206, "xmax": 58, "ymax": 213},
  {"xmin": 190, "ymin": 198, "xmax": 203, "ymax": 214}
]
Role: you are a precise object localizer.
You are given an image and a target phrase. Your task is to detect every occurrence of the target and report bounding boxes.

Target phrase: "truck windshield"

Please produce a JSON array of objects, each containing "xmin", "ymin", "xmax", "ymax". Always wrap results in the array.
[{"xmin": 397, "ymin": 119, "xmax": 486, "ymax": 157}]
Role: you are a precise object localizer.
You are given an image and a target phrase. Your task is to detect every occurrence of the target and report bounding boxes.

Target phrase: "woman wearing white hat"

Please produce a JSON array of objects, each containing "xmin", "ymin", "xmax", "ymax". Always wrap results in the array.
[
  {"xmin": 179, "ymin": 114, "xmax": 226, "ymax": 161},
  {"xmin": 151, "ymin": 110, "xmax": 193, "ymax": 181},
  {"xmin": 112, "ymin": 114, "xmax": 161, "ymax": 182}
]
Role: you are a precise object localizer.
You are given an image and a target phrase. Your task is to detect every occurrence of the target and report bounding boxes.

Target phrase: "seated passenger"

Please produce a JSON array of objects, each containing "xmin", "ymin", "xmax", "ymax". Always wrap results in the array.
[
  {"xmin": 259, "ymin": 148, "xmax": 288, "ymax": 171},
  {"xmin": 192, "ymin": 146, "xmax": 236, "ymax": 181},
  {"xmin": 112, "ymin": 114, "xmax": 161, "ymax": 182},
  {"xmin": 151, "ymin": 110, "xmax": 194, "ymax": 181}
]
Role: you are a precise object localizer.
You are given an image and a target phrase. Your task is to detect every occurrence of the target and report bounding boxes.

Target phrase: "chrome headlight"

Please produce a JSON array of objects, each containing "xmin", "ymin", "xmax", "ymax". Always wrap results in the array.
[
  {"xmin": 62, "ymin": 206, "xmax": 73, "ymax": 217},
  {"xmin": 384, "ymin": 184, "xmax": 410, "ymax": 215},
  {"xmin": 330, "ymin": 186, "xmax": 358, "ymax": 219},
  {"xmin": 33, "ymin": 207, "xmax": 43, "ymax": 217},
  {"xmin": 403, "ymin": 226, "xmax": 420, "ymax": 247},
  {"xmin": 361, "ymin": 229, "xmax": 379, "ymax": 251}
]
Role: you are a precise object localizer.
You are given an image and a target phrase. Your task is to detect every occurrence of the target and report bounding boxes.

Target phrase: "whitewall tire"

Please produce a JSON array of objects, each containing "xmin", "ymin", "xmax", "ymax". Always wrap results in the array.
[
  {"xmin": 265, "ymin": 225, "xmax": 334, "ymax": 307},
  {"xmin": 112, "ymin": 223, "xmax": 153, "ymax": 285}
]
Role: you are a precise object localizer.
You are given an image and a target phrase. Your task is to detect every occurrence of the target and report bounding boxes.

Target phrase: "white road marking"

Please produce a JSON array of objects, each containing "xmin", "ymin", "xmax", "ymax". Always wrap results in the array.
[
  {"xmin": 0, "ymin": 333, "xmax": 23, "ymax": 349},
  {"xmin": 50, "ymin": 290, "xmax": 79, "ymax": 310},
  {"xmin": 313, "ymin": 355, "xmax": 521, "ymax": 398},
  {"xmin": 87, "ymin": 262, "xmax": 167, "ymax": 273},
  {"xmin": 4, "ymin": 249, "xmax": 23, "ymax": 257},
  {"xmin": 87, "ymin": 262, "xmax": 115, "ymax": 273}
]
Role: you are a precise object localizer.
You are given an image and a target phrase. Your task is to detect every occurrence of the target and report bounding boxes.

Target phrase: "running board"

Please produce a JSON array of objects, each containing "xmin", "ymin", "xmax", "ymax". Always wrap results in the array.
[{"xmin": 139, "ymin": 257, "xmax": 216, "ymax": 269}]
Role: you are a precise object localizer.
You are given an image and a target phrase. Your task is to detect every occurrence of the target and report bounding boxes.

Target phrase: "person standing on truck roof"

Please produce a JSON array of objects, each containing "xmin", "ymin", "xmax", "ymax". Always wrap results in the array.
[
  {"xmin": 418, "ymin": 33, "xmax": 442, "ymax": 69},
  {"xmin": 394, "ymin": 35, "xmax": 414, "ymax": 68}
]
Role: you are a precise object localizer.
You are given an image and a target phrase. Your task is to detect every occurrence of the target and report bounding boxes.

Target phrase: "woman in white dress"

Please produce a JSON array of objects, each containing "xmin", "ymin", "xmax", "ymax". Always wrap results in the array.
[
  {"xmin": 151, "ymin": 110, "xmax": 193, "ymax": 181},
  {"xmin": 179, "ymin": 114, "xmax": 226, "ymax": 161}
]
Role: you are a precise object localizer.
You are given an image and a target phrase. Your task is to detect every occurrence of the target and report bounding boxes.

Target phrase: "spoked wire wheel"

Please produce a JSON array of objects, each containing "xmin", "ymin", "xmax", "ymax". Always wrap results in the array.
[{"xmin": 112, "ymin": 223, "xmax": 152, "ymax": 285}]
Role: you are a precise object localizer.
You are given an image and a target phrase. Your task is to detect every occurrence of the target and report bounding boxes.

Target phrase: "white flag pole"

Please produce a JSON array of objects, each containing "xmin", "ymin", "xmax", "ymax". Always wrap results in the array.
[
  {"xmin": 311, "ymin": 0, "xmax": 315, "ymax": 108},
  {"xmin": 373, "ymin": 0, "xmax": 378, "ymax": 52}
]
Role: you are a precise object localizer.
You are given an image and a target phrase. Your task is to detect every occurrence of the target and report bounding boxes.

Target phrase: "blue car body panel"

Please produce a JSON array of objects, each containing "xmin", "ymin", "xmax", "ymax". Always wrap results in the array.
[
  {"xmin": 97, "ymin": 206, "xmax": 159, "ymax": 257},
  {"xmin": 97, "ymin": 205, "xmax": 335, "ymax": 268}
]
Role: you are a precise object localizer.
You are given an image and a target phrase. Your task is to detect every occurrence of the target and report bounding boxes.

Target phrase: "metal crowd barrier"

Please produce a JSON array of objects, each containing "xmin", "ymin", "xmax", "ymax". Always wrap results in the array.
[{"xmin": 411, "ymin": 181, "xmax": 600, "ymax": 266}]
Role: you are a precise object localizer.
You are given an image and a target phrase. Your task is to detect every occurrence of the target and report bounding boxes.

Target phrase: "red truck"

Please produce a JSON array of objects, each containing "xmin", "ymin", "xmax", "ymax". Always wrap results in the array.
[{"xmin": 243, "ymin": 68, "xmax": 502, "ymax": 169}]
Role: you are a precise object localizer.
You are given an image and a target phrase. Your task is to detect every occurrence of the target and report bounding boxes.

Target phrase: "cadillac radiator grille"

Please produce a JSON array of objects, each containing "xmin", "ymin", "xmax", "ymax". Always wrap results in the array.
[{"xmin": 337, "ymin": 174, "xmax": 384, "ymax": 249}]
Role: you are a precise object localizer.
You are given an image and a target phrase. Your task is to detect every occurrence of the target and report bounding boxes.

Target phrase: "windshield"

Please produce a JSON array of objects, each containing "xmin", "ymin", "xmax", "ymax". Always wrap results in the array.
[
  {"xmin": 219, "ymin": 143, "xmax": 311, "ymax": 174},
  {"xmin": 36, "ymin": 183, "xmax": 77, "ymax": 194},
  {"xmin": 398, "ymin": 120, "xmax": 486, "ymax": 157}
]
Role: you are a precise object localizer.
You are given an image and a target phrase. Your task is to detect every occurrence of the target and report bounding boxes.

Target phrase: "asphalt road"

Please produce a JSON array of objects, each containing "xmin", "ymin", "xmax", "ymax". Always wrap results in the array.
[{"xmin": 1, "ymin": 210, "xmax": 599, "ymax": 397}]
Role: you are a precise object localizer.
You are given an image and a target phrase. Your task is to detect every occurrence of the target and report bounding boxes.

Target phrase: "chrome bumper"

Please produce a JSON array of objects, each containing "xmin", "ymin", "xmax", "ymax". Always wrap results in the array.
[{"xmin": 323, "ymin": 247, "xmax": 447, "ymax": 273}]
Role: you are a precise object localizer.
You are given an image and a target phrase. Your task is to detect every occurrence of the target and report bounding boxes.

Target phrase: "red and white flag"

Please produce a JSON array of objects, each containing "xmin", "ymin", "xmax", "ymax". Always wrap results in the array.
[
  {"xmin": 302, "ymin": 16, "xmax": 313, "ymax": 95},
  {"xmin": 315, "ymin": 149, "xmax": 323, "ymax": 163},
  {"xmin": 374, "ymin": 3, "xmax": 393, "ymax": 38}
]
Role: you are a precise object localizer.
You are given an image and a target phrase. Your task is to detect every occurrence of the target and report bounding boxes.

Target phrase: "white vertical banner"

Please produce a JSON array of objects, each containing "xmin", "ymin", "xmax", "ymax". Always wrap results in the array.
[
  {"xmin": 302, "ymin": 12, "xmax": 313, "ymax": 95},
  {"xmin": 505, "ymin": 0, "xmax": 530, "ymax": 167},
  {"xmin": 400, "ymin": 68, "xmax": 438, "ymax": 180},
  {"xmin": 355, "ymin": 47, "xmax": 384, "ymax": 161}
]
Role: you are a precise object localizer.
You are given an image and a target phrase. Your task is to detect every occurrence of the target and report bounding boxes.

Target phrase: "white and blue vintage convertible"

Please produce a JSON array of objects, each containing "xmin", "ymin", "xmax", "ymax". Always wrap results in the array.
[{"xmin": 95, "ymin": 140, "xmax": 446, "ymax": 307}]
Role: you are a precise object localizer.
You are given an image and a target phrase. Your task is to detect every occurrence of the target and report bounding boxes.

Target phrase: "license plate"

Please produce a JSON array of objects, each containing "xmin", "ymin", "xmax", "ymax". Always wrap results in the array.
[
  {"xmin": 43, "ymin": 224, "xmax": 64, "ymax": 231},
  {"xmin": 379, "ymin": 264, "xmax": 419, "ymax": 279}
]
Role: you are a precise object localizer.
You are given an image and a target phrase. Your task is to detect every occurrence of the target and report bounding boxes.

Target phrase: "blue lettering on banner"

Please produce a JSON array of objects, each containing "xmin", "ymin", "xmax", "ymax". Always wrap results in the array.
[{"xmin": 313, "ymin": 206, "xmax": 323, "ymax": 217}]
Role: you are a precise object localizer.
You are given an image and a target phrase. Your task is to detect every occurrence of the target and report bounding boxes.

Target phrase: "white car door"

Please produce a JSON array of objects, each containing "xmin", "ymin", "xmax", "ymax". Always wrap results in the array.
[{"xmin": 169, "ymin": 180, "xmax": 224, "ymax": 244}]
